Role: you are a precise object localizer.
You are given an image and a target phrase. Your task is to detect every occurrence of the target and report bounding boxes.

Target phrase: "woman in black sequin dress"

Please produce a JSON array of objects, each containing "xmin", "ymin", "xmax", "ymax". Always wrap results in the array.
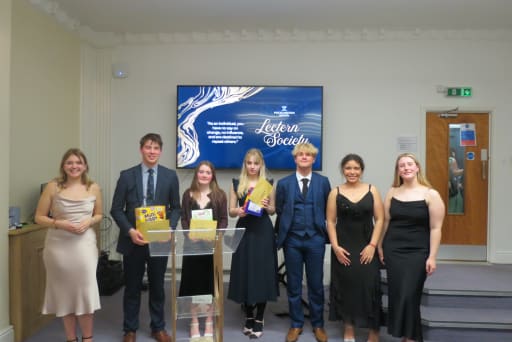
[{"xmin": 327, "ymin": 154, "xmax": 384, "ymax": 342}]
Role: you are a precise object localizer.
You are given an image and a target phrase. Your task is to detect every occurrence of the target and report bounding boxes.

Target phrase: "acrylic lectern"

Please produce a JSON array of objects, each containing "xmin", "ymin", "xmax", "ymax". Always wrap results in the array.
[{"xmin": 147, "ymin": 227, "xmax": 245, "ymax": 342}]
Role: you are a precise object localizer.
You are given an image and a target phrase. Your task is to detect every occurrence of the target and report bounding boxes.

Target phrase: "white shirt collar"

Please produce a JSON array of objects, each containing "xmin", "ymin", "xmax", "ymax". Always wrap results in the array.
[{"xmin": 296, "ymin": 172, "xmax": 312, "ymax": 183}]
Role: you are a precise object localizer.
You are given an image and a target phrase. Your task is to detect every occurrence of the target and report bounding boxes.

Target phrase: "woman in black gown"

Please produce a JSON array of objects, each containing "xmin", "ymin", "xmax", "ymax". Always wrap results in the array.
[
  {"xmin": 379, "ymin": 153, "xmax": 445, "ymax": 342},
  {"xmin": 227, "ymin": 148, "xmax": 278, "ymax": 339},
  {"xmin": 326, "ymin": 154, "xmax": 384, "ymax": 342},
  {"xmin": 179, "ymin": 161, "xmax": 228, "ymax": 338}
]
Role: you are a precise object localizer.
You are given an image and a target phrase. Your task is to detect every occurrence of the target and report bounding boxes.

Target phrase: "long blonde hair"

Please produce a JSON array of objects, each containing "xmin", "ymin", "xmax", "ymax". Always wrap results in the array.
[
  {"xmin": 392, "ymin": 152, "xmax": 432, "ymax": 188},
  {"xmin": 237, "ymin": 148, "xmax": 267, "ymax": 197}
]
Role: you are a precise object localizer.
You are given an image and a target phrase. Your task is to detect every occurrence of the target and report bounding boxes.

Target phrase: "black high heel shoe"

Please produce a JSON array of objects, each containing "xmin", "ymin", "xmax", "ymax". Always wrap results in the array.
[
  {"xmin": 243, "ymin": 317, "xmax": 254, "ymax": 335},
  {"xmin": 249, "ymin": 320, "xmax": 264, "ymax": 339}
]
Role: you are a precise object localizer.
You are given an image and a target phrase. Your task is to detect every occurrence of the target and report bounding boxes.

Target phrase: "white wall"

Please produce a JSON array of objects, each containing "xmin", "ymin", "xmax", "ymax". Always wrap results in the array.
[
  {"xmin": 10, "ymin": 0, "xmax": 81, "ymax": 223},
  {"xmin": 0, "ymin": 0, "xmax": 14, "ymax": 340},
  {"xmin": 99, "ymin": 35, "xmax": 512, "ymax": 263}
]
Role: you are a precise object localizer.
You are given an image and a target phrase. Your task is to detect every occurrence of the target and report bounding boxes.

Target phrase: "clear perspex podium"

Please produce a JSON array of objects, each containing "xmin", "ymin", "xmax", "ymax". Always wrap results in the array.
[{"xmin": 147, "ymin": 227, "xmax": 245, "ymax": 342}]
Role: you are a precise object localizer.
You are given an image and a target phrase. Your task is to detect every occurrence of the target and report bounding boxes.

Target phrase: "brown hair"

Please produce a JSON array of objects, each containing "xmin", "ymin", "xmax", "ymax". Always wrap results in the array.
[
  {"xmin": 189, "ymin": 160, "xmax": 225, "ymax": 203},
  {"xmin": 140, "ymin": 133, "xmax": 163, "ymax": 149}
]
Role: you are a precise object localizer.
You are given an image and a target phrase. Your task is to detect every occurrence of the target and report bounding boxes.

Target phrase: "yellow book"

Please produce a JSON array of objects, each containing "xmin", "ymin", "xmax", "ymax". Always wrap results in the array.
[
  {"xmin": 248, "ymin": 178, "xmax": 273, "ymax": 204},
  {"xmin": 189, "ymin": 219, "xmax": 217, "ymax": 241}
]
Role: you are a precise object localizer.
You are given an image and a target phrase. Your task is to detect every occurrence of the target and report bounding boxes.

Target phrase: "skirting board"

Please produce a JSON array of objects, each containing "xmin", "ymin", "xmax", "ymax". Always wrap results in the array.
[{"xmin": 0, "ymin": 325, "xmax": 14, "ymax": 342}]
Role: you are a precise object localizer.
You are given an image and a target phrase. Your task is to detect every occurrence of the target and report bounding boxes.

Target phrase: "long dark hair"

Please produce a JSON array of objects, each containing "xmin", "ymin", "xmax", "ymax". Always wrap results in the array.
[{"xmin": 340, "ymin": 153, "xmax": 365, "ymax": 171}]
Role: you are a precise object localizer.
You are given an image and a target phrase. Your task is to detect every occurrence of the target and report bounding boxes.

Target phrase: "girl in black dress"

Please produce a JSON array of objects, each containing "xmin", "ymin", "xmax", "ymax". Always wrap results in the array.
[
  {"xmin": 227, "ymin": 148, "xmax": 279, "ymax": 339},
  {"xmin": 326, "ymin": 154, "xmax": 384, "ymax": 342},
  {"xmin": 379, "ymin": 153, "xmax": 445, "ymax": 342}
]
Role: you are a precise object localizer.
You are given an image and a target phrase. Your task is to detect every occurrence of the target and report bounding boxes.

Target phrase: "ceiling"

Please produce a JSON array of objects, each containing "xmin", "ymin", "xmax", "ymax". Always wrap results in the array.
[{"xmin": 32, "ymin": 0, "xmax": 512, "ymax": 36}]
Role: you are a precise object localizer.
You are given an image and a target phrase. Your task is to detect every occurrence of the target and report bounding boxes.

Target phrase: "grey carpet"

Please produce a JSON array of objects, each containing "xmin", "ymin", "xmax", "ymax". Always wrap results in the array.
[
  {"xmin": 25, "ymin": 261, "xmax": 512, "ymax": 342},
  {"xmin": 23, "ymin": 282, "xmax": 417, "ymax": 342}
]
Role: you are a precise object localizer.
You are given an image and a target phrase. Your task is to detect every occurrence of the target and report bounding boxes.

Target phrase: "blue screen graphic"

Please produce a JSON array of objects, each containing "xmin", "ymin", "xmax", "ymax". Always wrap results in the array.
[{"xmin": 176, "ymin": 85, "xmax": 323, "ymax": 170}]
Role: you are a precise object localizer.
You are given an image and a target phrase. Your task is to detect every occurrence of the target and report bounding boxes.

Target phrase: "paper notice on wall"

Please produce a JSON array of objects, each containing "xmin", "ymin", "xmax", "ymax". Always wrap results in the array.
[
  {"xmin": 397, "ymin": 136, "xmax": 417, "ymax": 152},
  {"xmin": 460, "ymin": 123, "xmax": 477, "ymax": 146}
]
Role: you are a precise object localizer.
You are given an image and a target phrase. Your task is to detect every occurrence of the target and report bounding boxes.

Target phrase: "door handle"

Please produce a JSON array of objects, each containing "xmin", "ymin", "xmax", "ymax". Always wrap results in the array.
[{"xmin": 481, "ymin": 149, "xmax": 488, "ymax": 180}]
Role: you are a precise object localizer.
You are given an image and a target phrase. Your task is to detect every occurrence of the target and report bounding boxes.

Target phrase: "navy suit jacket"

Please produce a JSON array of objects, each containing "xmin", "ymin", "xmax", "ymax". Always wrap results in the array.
[
  {"xmin": 275, "ymin": 172, "xmax": 331, "ymax": 248},
  {"xmin": 110, "ymin": 164, "xmax": 181, "ymax": 255}
]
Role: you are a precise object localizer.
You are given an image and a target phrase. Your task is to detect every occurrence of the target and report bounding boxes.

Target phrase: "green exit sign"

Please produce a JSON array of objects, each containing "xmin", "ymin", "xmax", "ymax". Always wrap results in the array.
[{"xmin": 446, "ymin": 87, "xmax": 472, "ymax": 97}]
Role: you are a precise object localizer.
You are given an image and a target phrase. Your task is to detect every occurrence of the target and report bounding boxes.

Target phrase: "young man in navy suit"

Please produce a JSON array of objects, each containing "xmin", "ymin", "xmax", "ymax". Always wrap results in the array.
[
  {"xmin": 111, "ymin": 133, "xmax": 181, "ymax": 342},
  {"xmin": 276, "ymin": 143, "xmax": 331, "ymax": 342}
]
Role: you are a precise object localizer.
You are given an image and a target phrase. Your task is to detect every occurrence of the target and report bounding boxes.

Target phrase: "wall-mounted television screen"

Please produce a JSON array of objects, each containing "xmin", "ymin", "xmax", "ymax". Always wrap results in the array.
[{"xmin": 176, "ymin": 85, "xmax": 323, "ymax": 170}]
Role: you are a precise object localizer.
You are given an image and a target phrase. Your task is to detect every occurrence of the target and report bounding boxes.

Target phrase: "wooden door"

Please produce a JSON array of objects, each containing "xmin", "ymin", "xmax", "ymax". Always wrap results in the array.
[{"xmin": 426, "ymin": 112, "xmax": 489, "ymax": 251}]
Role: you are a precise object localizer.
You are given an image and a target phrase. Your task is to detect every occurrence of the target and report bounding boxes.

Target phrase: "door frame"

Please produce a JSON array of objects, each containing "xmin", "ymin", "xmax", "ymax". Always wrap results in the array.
[{"xmin": 422, "ymin": 107, "xmax": 492, "ymax": 261}]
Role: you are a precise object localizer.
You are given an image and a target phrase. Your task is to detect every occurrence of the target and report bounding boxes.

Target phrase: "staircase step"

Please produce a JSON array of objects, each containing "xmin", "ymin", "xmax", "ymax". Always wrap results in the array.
[
  {"xmin": 379, "ymin": 263, "xmax": 512, "ymax": 341},
  {"xmin": 382, "ymin": 295, "xmax": 512, "ymax": 329},
  {"xmin": 422, "ymin": 305, "xmax": 512, "ymax": 329},
  {"xmin": 422, "ymin": 293, "xmax": 512, "ymax": 309}
]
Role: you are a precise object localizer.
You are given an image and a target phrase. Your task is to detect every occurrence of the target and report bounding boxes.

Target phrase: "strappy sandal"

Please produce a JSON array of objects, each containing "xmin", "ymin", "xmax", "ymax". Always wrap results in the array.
[
  {"xmin": 243, "ymin": 317, "xmax": 254, "ymax": 335},
  {"xmin": 190, "ymin": 321, "xmax": 200, "ymax": 338},
  {"xmin": 249, "ymin": 320, "xmax": 264, "ymax": 339},
  {"xmin": 204, "ymin": 320, "xmax": 214, "ymax": 337},
  {"xmin": 66, "ymin": 339, "xmax": 78, "ymax": 342},
  {"xmin": 82, "ymin": 337, "xmax": 93, "ymax": 341}
]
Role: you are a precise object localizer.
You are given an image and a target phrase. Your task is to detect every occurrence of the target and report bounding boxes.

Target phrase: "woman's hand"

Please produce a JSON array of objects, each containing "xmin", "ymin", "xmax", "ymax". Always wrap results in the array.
[
  {"xmin": 426, "ymin": 257, "xmax": 437, "ymax": 275},
  {"xmin": 378, "ymin": 245, "xmax": 385, "ymax": 265},
  {"xmin": 54, "ymin": 219, "xmax": 78, "ymax": 233},
  {"xmin": 261, "ymin": 196, "xmax": 274, "ymax": 214},
  {"xmin": 360, "ymin": 245, "xmax": 375, "ymax": 264},
  {"xmin": 261, "ymin": 197, "xmax": 270, "ymax": 208},
  {"xmin": 236, "ymin": 206, "xmax": 247, "ymax": 218},
  {"xmin": 333, "ymin": 245, "xmax": 351, "ymax": 266},
  {"xmin": 74, "ymin": 217, "xmax": 93, "ymax": 234}
]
